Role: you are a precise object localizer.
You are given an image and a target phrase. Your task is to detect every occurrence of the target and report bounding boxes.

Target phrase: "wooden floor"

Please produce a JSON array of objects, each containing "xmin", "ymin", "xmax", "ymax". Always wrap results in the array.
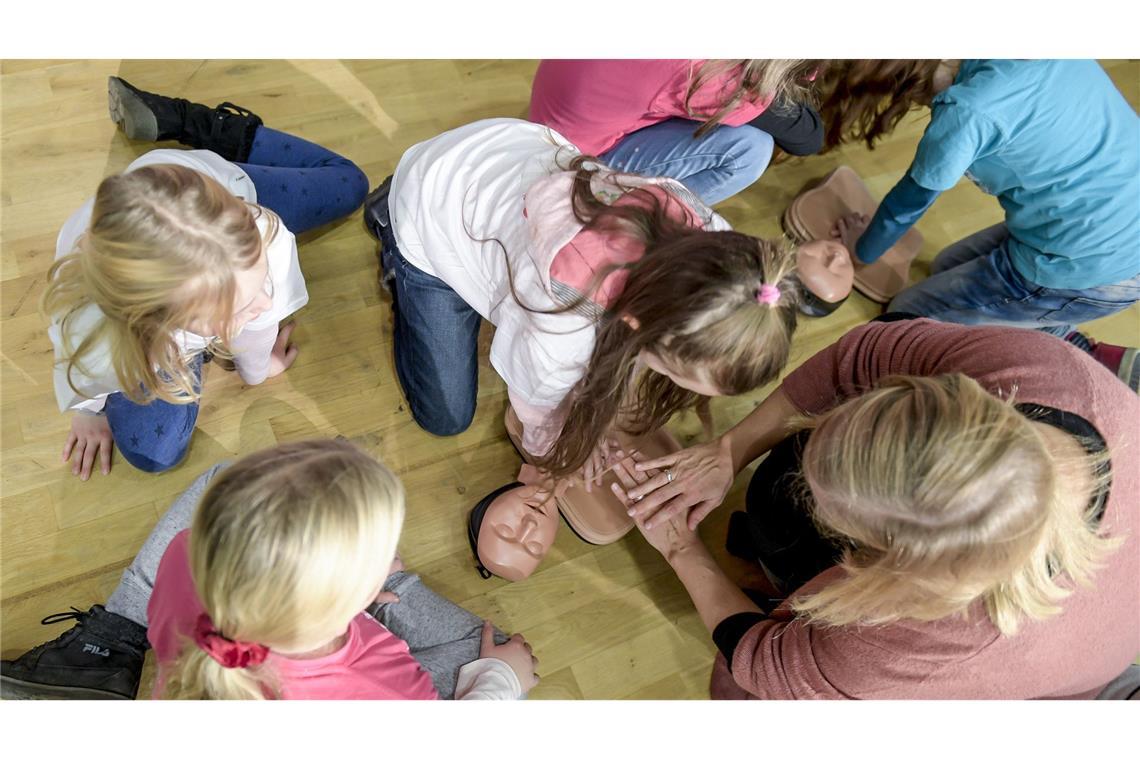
[{"xmin": 2, "ymin": 59, "xmax": 1137, "ymax": 700}]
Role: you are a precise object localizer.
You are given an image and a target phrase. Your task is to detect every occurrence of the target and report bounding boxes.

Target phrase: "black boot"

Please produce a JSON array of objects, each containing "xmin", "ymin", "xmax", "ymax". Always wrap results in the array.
[
  {"xmin": 107, "ymin": 76, "xmax": 263, "ymax": 163},
  {"xmin": 0, "ymin": 605, "xmax": 148, "ymax": 700}
]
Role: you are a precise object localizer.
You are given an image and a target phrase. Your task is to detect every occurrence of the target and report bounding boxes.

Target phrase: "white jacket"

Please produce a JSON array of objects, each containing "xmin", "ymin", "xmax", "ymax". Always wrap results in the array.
[{"xmin": 389, "ymin": 118, "xmax": 728, "ymax": 454}]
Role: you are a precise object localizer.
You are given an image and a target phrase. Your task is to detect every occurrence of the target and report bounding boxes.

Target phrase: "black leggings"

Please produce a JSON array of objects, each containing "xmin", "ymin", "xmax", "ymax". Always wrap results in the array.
[{"xmin": 735, "ymin": 431, "xmax": 843, "ymax": 593}]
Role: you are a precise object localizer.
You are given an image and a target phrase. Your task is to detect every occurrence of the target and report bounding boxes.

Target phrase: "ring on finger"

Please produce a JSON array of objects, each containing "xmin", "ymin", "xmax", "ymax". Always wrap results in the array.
[{"xmin": 665, "ymin": 469, "xmax": 675, "ymax": 484}]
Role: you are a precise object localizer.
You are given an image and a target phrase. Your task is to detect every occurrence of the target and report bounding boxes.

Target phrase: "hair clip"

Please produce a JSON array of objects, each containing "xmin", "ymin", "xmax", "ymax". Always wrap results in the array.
[{"xmin": 756, "ymin": 284, "xmax": 781, "ymax": 306}]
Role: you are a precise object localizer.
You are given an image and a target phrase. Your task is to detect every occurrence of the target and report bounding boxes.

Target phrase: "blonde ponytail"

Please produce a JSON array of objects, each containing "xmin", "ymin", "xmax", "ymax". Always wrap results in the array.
[{"xmin": 158, "ymin": 439, "xmax": 405, "ymax": 699}]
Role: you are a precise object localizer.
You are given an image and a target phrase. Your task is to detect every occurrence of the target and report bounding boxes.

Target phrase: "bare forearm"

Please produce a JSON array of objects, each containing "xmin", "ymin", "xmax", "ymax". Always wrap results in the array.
[
  {"xmin": 723, "ymin": 386, "xmax": 800, "ymax": 475},
  {"xmin": 666, "ymin": 541, "xmax": 762, "ymax": 636}
]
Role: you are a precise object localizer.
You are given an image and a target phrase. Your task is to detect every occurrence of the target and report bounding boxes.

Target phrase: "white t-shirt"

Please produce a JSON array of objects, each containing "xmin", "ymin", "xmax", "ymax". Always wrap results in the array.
[
  {"xmin": 50, "ymin": 149, "xmax": 308, "ymax": 413},
  {"xmin": 389, "ymin": 119, "xmax": 728, "ymax": 454}
]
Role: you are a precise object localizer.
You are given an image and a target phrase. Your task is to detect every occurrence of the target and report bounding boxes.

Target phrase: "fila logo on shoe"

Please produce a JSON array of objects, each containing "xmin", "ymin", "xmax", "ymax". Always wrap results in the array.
[{"xmin": 82, "ymin": 643, "xmax": 111, "ymax": 657}]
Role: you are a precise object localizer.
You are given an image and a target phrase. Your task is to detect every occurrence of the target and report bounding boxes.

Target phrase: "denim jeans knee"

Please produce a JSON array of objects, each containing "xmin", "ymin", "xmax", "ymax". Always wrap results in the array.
[{"xmin": 380, "ymin": 227, "xmax": 482, "ymax": 437}]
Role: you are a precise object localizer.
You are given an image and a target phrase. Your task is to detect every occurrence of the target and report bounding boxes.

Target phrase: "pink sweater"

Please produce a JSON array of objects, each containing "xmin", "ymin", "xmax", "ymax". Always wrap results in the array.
[
  {"xmin": 148, "ymin": 531, "xmax": 439, "ymax": 700},
  {"xmin": 529, "ymin": 60, "xmax": 771, "ymax": 156},
  {"xmin": 714, "ymin": 319, "xmax": 1140, "ymax": 699}
]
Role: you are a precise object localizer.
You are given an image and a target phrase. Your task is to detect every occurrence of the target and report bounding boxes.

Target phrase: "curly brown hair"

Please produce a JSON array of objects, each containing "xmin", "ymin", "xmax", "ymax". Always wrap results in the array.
[{"xmin": 815, "ymin": 59, "xmax": 944, "ymax": 152}]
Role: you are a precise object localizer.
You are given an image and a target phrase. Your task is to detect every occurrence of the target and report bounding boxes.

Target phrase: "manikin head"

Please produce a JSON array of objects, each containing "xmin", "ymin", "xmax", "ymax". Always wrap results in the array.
[
  {"xmin": 795, "ymin": 239, "xmax": 855, "ymax": 316},
  {"xmin": 468, "ymin": 471, "xmax": 561, "ymax": 582}
]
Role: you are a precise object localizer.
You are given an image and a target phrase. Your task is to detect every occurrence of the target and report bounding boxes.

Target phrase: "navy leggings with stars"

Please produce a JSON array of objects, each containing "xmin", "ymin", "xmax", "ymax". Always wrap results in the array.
[
  {"xmin": 237, "ymin": 126, "xmax": 369, "ymax": 234},
  {"xmin": 104, "ymin": 355, "xmax": 204, "ymax": 473},
  {"xmin": 104, "ymin": 128, "xmax": 368, "ymax": 473}
]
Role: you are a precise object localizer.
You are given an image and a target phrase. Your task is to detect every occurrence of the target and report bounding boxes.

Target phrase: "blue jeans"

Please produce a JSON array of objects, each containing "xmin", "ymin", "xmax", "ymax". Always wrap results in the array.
[
  {"xmin": 104, "ymin": 355, "xmax": 202, "ymax": 473},
  {"xmin": 599, "ymin": 118, "xmax": 774, "ymax": 206},
  {"xmin": 238, "ymin": 127, "xmax": 369, "ymax": 234},
  {"xmin": 888, "ymin": 224, "xmax": 1140, "ymax": 337},
  {"xmin": 376, "ymin": 219, "xmax": 482, "ymax": 437}
]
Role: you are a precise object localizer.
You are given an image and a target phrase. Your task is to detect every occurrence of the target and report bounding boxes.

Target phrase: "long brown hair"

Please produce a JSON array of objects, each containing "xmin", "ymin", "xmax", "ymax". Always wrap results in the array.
[
  {"xmin": 815, "ymin": 59, "xmax": 943, "ymax": 152},
  {"xmin": 42, "ymin": 164, "xmax": 276, "ymax": 405},
  {"xmin": 527, "ymin": 157, "xmax": 799, "ymax": 477},
  {"xmin": 685, "ymin": 59, "xmax": 824, "ymax": 138}
]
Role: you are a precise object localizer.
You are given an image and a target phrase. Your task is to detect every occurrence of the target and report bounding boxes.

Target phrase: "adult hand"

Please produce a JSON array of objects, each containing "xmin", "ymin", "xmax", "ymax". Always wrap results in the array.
[
  {"xmin": 479, "ymin": 621, "xmax": 539, "ymax": 693},
  {"xmin": 609, "ymin": 457, "xmax": 704, "ymax": 561},
  {"xmin": 831, "ymin": 212, "xmax": 869, "ymax": 258},
  {"xmin": 63, "ymin": 413, "xmax": 114, "ymax": 481},
  {"xmin": 266, "ymin": 321, "xmax": 299, "ymax": 378},
  {"xmin": 616, "ymin": 436, "xmax": 735, "ymax": 531}
]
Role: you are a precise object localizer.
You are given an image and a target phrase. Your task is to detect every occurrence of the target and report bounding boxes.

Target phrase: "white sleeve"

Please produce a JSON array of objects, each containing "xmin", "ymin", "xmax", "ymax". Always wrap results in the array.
[
  {"xmin": 705, "ymin": 209, "xmax": 733, "ymax": 232},
  {"xmin": 230, "ymin": 322, "xmax": 278, "ymax": 385},
  {"xmin": 654, "ymin": 177, "xmax": 733, "ymax": 232},
  {"xmin": 489, "ymin": 302, "xmax": 593, "ymax": 432},
  {"xmin": 508, "ymin": 388, "xmax": 566, "ymax": 458},
  {"xmin": 241, "ymin": 222, "xmax": 308, "ymax": 333},
  {"xmin": 454, "ymin": 658, "xmax": 524, "ymax": 700}
]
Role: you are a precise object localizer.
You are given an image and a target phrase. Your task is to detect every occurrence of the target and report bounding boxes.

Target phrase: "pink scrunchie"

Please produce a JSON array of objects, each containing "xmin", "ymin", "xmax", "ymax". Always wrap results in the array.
[
  {"xmin": 193, "ymin": 613, "xmax": 269, "ymax": 669},
  {"xmin": 755, "ymin": 284, "xmax": 781, "ymax": 306}
]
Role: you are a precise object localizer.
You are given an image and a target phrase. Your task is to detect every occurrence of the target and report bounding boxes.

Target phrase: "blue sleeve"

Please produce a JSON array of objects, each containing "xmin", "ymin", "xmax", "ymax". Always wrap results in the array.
[
  {"xmin": 909, "ymin": 102, "xmax": 1001, "ymax": 191},
  {"xmin": 854, "ymin": 175, "xmax": 941, "ymax": 264},
  {"xmin": 856, "ymin": 103, "xmax": 1002, "ymax": 264}
]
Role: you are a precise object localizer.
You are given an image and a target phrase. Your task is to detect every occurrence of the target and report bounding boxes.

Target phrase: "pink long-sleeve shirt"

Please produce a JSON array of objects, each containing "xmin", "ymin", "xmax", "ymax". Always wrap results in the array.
[
  {"xmin": 713, "ymin": 319, "xmax": 1140, "ymax": 699},
  {"xmin": 529, "ymin": 60, "xmax": 771, "ymax": 156}
]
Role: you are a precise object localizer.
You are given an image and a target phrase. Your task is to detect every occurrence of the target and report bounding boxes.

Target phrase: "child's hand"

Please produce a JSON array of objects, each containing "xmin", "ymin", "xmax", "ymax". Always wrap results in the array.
[
  {"xmin": 581, "ymin": 433, "xmax": 622, "ymax": 493},
  {"xmin": 266, "ymin": 321, "xmax": 299, "ymax": 378},
  {"xmin": 63, "ymin": 413, "xmax": 114, "ymax": 480},
  {"xmin": 479, "ymin": 621, "xmax": 539, "ymax": 693},
  {"xmin": 831, "ymin": 212, "xmax": 869, "ymax": 259}
]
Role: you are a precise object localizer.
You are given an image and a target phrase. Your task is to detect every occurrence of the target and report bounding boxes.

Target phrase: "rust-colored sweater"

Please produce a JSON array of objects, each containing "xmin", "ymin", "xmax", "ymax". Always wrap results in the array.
[{"xmin": 713, "ymin": 319, "xmax": 1140, "ymax": 699}]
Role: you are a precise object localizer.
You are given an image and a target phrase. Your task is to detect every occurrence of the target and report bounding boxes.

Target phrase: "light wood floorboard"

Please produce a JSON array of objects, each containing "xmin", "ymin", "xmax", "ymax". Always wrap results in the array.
[{"xmin": 2, "ymin": 59, "xmax": 1137, "ymax": 699}]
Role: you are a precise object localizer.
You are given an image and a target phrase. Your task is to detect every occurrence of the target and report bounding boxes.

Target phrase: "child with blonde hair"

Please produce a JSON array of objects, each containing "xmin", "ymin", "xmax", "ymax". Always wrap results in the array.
[
  {"xmin": 44, "ymin": 77, "xmax": 370, "ymax": 479},
  {"xmin": 530, "ymin": 59, "xmax": 826, "ymax": 205},
  {"xmin": 1, "ymin": 439, "xmax": 535, "ymax": 700}
]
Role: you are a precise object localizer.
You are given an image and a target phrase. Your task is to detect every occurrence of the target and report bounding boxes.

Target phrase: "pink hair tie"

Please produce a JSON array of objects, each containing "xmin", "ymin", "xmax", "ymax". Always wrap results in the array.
[
  {"xmin": 756, "ymin": 284, "xmax": 781, "ymax": 306},
  {"xmin": 193, "ymin": 613, "xmax": 269, "ymax": 669}
]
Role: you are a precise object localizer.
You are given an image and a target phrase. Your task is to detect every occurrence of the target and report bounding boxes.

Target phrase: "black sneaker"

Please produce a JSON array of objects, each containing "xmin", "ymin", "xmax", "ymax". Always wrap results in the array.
[{"xmin": 0, "ymin": 605, "xmax": 148, "ymax": 700}]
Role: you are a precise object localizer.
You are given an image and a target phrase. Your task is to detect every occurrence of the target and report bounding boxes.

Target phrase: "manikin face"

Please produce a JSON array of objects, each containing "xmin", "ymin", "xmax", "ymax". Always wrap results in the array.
[
  {"xmin": 796, "ymin": 239, "xmax": 855, "ymax": 303},
  {"xmin": 478, "ymin": 485, "xmax": 561, "ymax": 582}
]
